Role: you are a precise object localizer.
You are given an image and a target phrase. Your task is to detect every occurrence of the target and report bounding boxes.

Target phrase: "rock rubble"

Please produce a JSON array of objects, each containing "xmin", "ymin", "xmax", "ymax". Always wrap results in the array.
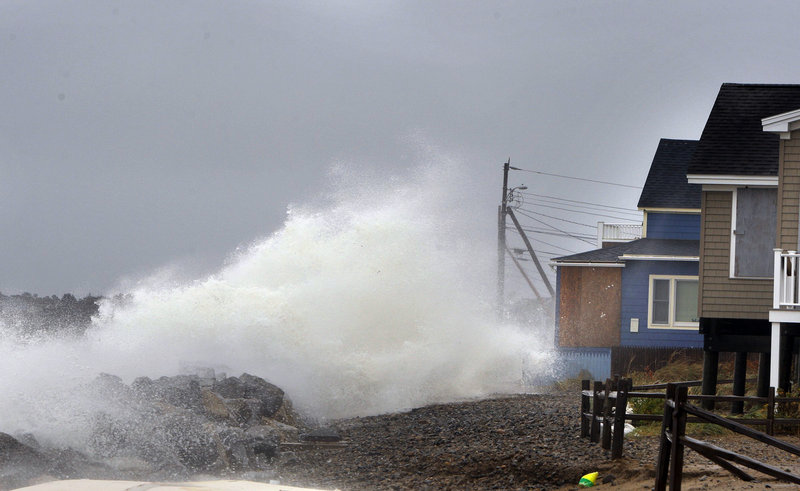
[{"xmin": 0, "ymin": 371, "xmax": 307, "ymax": 489}]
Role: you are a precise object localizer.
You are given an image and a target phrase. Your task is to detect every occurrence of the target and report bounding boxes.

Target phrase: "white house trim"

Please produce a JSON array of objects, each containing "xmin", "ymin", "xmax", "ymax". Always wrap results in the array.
[
  {"xmin": 769, "ymin": 309, "xmax": 800, "ymax": 323},
  {"xmin": 686, "ymin": 174, "xmax": 778, "ymax": 186},
  {"xmin": 619, "ymin": 255, "xmax": 699, "ymax": 261},
  {"xmin": 762, "ymin": 108, "xmax": 800, "ymax": 138},
  {"xmin": 646, "ymin": 274, "xmax": 700, "ymax": 330},
  {"xmin": 550, "ymin": 262, "xmax": 625, "ymax": 268},
  {"xmin": 729, "ymin": 187, "xmax": 775, "ymax": 280},
  {"xmin": 640, "ymin": 207, "xmax": 701, "ymax": 213},
  {"xmin": 730, "ymin": 187, "xmax": 738, "ymax": 278},
  {"xmin": 771, "ymin": 322, "xmax": 781, "ymax": 389}
]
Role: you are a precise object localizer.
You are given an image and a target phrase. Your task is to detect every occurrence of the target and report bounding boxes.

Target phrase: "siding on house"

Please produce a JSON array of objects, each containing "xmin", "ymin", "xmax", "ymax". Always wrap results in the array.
[
  {"xmin": 645, "ymin": 212, "xmax": 701, "ymax": 240},
  {"xmin": 554, "ymin": 267, "xmax": 562, "ymax": 347},
  {"xmin": 557, "ymin": 266, "xmax": 621, "ymax": 348},
  {"xmin": 556, "ymin": 348, "xmax": 611, "ymax": 380},
  {"xmin": 619, "ymin": 260, "xmax": 703, "ymax": 348},
  {"xmin": 779, "ymin": 136, "xmax": 800, "ymax": 251},
  {"xmin": 698, "ymin": 190, "xmax": 772, "ymax": 320}
]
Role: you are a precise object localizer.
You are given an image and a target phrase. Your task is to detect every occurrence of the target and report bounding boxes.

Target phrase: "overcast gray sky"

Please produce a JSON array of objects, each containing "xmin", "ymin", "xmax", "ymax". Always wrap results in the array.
[{"xmin": 3, "ymin": 0, "xmax": 800, "ymax": 296}]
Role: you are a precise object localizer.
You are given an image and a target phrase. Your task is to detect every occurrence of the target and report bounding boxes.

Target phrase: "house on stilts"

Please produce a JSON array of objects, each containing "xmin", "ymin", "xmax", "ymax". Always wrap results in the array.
[{"xmin": 688, "ymin": 83, "xmax": 800, "ymax": 401}]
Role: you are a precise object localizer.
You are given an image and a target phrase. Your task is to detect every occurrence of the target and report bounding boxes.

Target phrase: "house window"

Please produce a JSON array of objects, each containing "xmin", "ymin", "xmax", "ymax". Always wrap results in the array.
[
  {"xmin": 731, "ymin": 187, "xmax": 777, "ymax": 278},
  {"xmin": 648, "ymin": 275, "xmax": 699, "ymax": 329}
]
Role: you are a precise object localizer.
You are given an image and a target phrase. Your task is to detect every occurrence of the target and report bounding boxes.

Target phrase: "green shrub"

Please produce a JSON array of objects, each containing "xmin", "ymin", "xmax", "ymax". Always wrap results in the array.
[{"xmin": 629, "ymin": 396, "xmax": 662, "ymax": 416}]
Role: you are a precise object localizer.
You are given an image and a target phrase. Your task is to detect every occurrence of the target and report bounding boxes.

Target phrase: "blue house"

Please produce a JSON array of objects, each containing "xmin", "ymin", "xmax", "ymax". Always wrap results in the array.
[{"xmin": 552, "ymin": 139, "xmax": 703, "ymax": 379}]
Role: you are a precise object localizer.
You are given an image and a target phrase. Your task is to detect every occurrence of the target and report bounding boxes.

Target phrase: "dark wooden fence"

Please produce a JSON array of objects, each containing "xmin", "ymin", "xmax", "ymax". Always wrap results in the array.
[
  {"xmin": 610, "ymin": 347, "xmax": 704, "ymax": 378},
  {"xmin": 655, "ymin": 383, "xmax": 800, "ymax": 490},
  {"xmin": 580, "ymin": 377, "xmax": 800, "ymax": 459}
]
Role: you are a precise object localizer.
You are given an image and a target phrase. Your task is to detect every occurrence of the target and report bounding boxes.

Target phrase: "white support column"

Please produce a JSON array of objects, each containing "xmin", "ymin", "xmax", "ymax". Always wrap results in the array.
[
  {"xmin": 771, "ymin": 322, "xmax": 781, "ymax": 389},
  {"xmin": 774, "ymin": 248, "xmax": 783, "ymax": 309},
  {"xmin": 597, "ymin": 222, "xmax": 604, "ymax": 248}
]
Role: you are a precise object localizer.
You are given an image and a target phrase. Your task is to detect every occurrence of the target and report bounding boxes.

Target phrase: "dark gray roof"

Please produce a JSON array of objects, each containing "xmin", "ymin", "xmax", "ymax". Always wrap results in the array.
[
  {"xmin": 637, "ymin": 139, "xmax": 700, "ymax": 209},
  {"xmin": 688, "ymin": 83, "xmax": 800, "ymax": 176},
  {"xmin": 552, "ymin": 238, "xmax": 699, "ymax": 264}
]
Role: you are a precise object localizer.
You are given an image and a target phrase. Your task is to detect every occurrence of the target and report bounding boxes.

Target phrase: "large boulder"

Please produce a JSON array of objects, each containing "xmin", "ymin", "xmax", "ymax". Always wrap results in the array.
[
  {"xmin": 4, "ymin": 371, "xmax": 307, "ymax": 486},
  {"xmin": 0, "ymin": 432, "xmax": 49, "ymax": 469},
  {"xmin": 0, "ymin": 431, "xmax": 120, "ymax": 489},
  {"xmin": 213, "ymin": 373, "xmax": 284, "ymax": 419},
  {"xmin": 132, "ymin": 375, "xmax": 204, "ymax": 412},
  {"xmin": 87, "ymin": 407, "xmax": 190, "ymax": 475}
]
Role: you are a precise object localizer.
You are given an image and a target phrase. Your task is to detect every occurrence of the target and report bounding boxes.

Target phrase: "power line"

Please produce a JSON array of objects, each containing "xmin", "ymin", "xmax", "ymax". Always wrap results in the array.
[
  {"xmin": 522, "ymin": 196, "xmax": 643, "ymax": 219},
  {"xmin": 509, "ymin": 225, "xmax": 596, "ymax": 239},
  {"xmin": 511, "ymin": 236, "xmax": 578, "ymax": 254},
  {"xmin": 524, "ymin": 197, "xmax": 643, "ymax": 218},
  {"xmin": 508, "ymin": 250, "xmax": 561, "ymax": 258},
  {"xmin": 509, "ymin": 166, "xmax": 642, "ymax": 189},
  {"xmin": 517, "ymin": 203, "xmax": 641, "ymax": 223},
  {"xmin": 509, "ymin": 227, "xmax": 596, "ymax": 241},
  {"xmin": 511, "ymin": 211, "xmax": 597, "ymax": 246},
  {"xmin": 515, "ymin": 208, "xmax": 596, "ymax": 229},
  {"xmin": 521, "ymin": 192, "xmax": 643, "ymax": 214}
]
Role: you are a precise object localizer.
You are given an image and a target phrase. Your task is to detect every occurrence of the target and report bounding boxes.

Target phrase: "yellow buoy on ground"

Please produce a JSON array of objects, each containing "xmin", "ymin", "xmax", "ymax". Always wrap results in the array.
[{"xmin": 578, "ymin": 471, "xmax": 598, "ymax": 487}]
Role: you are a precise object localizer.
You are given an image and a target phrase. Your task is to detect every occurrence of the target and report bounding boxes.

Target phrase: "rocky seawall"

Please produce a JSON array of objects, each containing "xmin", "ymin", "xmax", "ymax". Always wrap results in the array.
[{"xmin": 0, "ymin": 371, "xmax": 323, "ymax": 489}]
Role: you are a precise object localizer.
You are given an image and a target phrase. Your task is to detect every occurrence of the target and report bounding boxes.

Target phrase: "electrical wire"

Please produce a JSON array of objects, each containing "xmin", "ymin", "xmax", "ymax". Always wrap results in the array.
[
  {"xmin": 509, "ymin": 237, "xmax": 577, "ymax": 255},
  {"xmin": 509, "ymin": 166, "xmax": 642, "ymax": 189},
  {"xmin": 516, "ymin": 203, "xmax": 641, "ymax": 223},
  {"xmin": 508, "ymin": 248, "xmax": 560, "ymax": 258},
  {"xmin": 522, "ymin": 197, "xmax": 643, "ymax": 220},
  {"xmin": 508, "ymin": 226, "xmax": 596, "ymax": 240},
  {"xmin": 509, "ymin": 212, "xmax": 597, "ymax": 246},
  {"xmin": 520, "ymin": 192, "xmax": 643, "ymax": 214},
  {"xmin": 515, "ymin": 208, "xmax": 596, "ymax": 229},
  {"xmin": 523, "ymin": 198, "xmax": 643, "ymax": 218},
  {"xmin": 529, "ymin": 237, "xmax": 578, "ymax": 254}
]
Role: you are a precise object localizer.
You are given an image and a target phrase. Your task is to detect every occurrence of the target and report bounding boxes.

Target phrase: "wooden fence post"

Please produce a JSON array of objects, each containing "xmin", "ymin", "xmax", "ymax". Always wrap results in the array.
[
  {"xmin": 591, "ymin": 380, "xmax": 603, "ymax": 443},
  {"xmin": 655, "ymin": 383, "xmax": 676, "ymax": 491},
  {"xmin": 602, "ymin": 377, "xmax": 615, "ymax": 450},
  {"xmin": 768, "ymin": 386, "xmax": 775, "ymax": 436},
  {"xmin": 581, "ymin": 379, "xmax": 590, "ymax": 438},
  {"xmin": 611, "ymin": 377, "xmax": 629, "ymax": 459},
  {"xmin": 668, "ymin": 385, "xmax": 689, "ymax": 491}
]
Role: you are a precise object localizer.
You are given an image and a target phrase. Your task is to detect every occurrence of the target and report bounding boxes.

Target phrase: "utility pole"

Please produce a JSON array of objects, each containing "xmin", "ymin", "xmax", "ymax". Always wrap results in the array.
[
  {"xmin": 497, "ymin": 158, "xmax": 510, "ymax": 314},
  {"xmin": 506, "ymin": 207, "xmax": 555, "ymax": 296},
  {"xmin": 505, "ymin": 245, "xmax": 542, "ymax": 302}
]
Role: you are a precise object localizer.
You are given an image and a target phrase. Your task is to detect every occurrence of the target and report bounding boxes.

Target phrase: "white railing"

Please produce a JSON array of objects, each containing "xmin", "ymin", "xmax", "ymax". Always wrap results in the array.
[
  {"xmin": 774, "ymin": 248, "xmax": 800, "ymax": 309},
  {"xmin": 597, "ymin": 222, "xmax": 642, "ymax": 247}
]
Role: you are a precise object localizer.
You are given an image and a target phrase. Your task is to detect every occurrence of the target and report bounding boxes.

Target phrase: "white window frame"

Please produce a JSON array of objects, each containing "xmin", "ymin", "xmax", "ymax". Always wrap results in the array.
[
  {"xmin": 729, "ymin": 187, "xmax": 776, "ymax": 280},
  {"xmin": 729, "ymin": 187, "xmax": 739, "ymax": 278},
  {"xmin": 647, "ymin": 275, "xmax": 699, "ymax": 330}
]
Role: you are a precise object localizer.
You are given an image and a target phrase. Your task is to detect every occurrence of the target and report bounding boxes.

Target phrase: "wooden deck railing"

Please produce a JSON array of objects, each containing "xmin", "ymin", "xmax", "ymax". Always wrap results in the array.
[{"xmin": 774, "ymin": 248, "xmax": 800, "ymax": 308}]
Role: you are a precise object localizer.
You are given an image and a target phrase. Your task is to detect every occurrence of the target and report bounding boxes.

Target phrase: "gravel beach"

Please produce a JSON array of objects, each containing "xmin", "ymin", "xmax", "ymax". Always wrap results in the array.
[
  {"xmin": 273, "ymin": 390, "xmax": 641, "ymax": 490},
  {"xmin": 272, "ymin": 390, "xmax": 800, "ymax": 490}
]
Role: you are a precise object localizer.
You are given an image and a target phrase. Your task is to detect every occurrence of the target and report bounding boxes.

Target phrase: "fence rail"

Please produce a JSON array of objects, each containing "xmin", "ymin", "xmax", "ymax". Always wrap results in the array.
[
  {"xmin": 655, "ymin": 384, "xmax": 800, "ymax": 490},
  {"xmin": 580, "ymin": 377, "xmax": 800, "ymax": 460}
]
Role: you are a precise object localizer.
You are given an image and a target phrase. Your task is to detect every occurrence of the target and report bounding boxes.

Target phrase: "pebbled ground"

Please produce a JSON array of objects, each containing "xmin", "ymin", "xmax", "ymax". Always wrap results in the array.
[
  {"xmin": 273, "ymin": 391, "xmax": 648, "ymax": 490},
  {"xmin": 272, "ymin": 390, "xmax": 800, "ymax": 490}
]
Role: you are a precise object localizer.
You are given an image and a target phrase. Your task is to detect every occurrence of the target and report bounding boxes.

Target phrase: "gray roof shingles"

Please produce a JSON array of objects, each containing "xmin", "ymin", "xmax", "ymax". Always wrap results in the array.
[
  {"xmin": 552, "ymin": 238, "xmax": 699, "ymax": 264},
  {"xmin": 554, "ymin": 83, "xmax": 800, "ymax": 266},
  {"xmin": 688, "ymin": 83, "xmax": 800, "ymax": 176},
  {"xmin": 637, "ymin": 139, "xmax": 700, "ymax": 209}
]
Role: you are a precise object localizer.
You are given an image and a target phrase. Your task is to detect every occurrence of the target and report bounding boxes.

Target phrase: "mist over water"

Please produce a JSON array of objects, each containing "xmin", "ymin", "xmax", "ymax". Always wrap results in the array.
[{"xmin": 0, "ymin": 159, "xmax": 553, "ymax": 450}]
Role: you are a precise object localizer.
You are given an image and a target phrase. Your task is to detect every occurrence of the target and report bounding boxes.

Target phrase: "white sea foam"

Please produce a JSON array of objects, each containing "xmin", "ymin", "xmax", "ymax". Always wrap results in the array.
[{"xmin": 0, "ymin": 158, "xmax": 553, "ymax": 448}]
